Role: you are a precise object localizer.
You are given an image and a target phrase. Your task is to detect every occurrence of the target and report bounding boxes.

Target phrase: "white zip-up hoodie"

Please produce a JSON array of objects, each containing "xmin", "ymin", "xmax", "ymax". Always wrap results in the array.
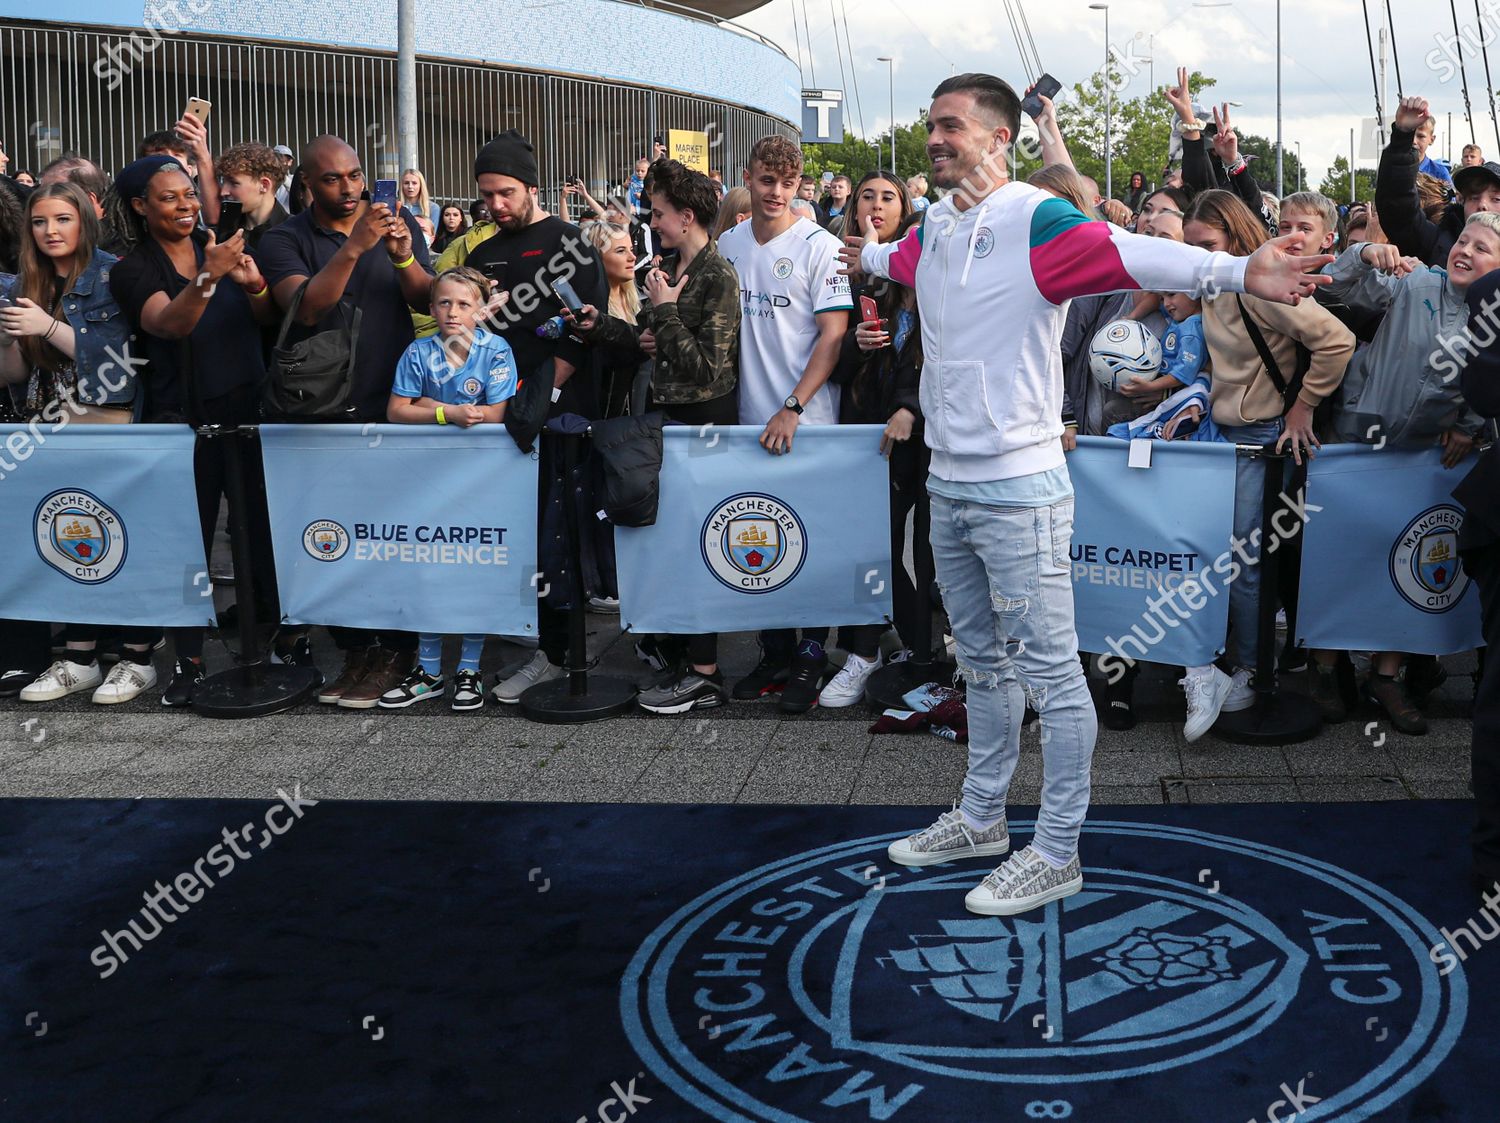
[{"xmin": 862, "ymin": 182, "xmax": 1249, "ymax": 483}]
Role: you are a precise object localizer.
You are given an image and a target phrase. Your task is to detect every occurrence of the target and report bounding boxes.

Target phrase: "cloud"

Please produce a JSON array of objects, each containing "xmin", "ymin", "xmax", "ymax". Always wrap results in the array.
[{"xmin": 740, "ymin": 0, "xmax": 1478, "ymax": 187}]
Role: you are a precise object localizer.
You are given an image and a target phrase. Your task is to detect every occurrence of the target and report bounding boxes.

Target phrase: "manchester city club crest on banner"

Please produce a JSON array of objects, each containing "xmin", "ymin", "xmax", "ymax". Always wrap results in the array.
[
  {"xmin": 302, "ymin": 519, "xmax": 350, "ymax": 562},
  {"xmin": 701, "ymin": 493, "xmax": 807, "ymax": 594},
  {"xmin": 623, "ymin": 823, "xmax": 1466, "ymax": 1121},
  {"xmin": 1390, "ymin": 505, "xmax": 1470, "ymax": 613},
  {"xmin": 33, "ymin": 488, "xmax": 127, "ymax": 584}
]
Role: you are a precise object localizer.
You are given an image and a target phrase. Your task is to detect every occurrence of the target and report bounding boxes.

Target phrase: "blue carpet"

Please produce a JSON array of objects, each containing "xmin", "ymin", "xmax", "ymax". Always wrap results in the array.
[{"xmin": 0, "ymin": 798, "xmax": 1493, "ymax": 1121}]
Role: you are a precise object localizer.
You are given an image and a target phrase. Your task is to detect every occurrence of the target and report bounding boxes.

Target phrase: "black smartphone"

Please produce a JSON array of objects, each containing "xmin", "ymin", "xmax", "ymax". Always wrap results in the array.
[
  {"xmin": 551, "ymin": 277, "xmax": 585, "ymax": 315},
  {"xmin": 372, "ymin": 178, "xmax": 400, "ymax": 212},
  {"xmin": 479, "ymin": 260, "xmax": 509, "ymax": 290},
  {"xmin": 1021, "ymin": 74, "xmax": 1063, "ymax": 120},
  {"xmin": 214, "ymin": 199, "xmax": 243, "ymax": 243}
]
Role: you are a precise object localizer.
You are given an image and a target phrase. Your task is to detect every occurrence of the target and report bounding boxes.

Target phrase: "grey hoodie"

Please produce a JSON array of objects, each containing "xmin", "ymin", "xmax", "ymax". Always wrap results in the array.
[{"xmin": 1323, "ymin": 243, "xmax": 1485, "ymax": 446}]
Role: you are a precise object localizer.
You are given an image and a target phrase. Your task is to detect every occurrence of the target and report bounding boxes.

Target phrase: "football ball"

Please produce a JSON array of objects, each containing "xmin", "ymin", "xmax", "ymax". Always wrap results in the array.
[{"xmin": 1089, "ymin": 319, "xmax": 1162, "ymax": 391}]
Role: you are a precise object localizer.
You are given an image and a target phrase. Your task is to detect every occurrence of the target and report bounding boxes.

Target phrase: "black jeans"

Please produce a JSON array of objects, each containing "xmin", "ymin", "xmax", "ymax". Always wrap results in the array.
[
  {"xmin": 0, "ymin": 618, "xmax": 51, "ymax": 674},
  {"xmin": 1465, "ymin": 541, "xmax": 1500, "ymax": 887},
  {"xmin": 171, "ymin": 394, "xmax": 280, "ymax": 660},
  {"xmin": 837, "ymin": 441, "xmax": 932, "ymax": 660}
]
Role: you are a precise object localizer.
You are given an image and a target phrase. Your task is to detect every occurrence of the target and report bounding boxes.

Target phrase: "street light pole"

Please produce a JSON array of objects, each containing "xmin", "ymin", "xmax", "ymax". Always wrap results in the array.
[
  {"xmin": 397, "ymin": 0, "xmax": 417, "ymax": 175},
  {"xmin": 1275, "ymin": 0, "xmax": 1283, "ymax": 197},
  {"xmin": 1090, "ymin": 3, "xmax": 1111, "ymax": 199},
  {"xmin": 877, "ymin": 57, "xmax": 895, "ymax": 174}
]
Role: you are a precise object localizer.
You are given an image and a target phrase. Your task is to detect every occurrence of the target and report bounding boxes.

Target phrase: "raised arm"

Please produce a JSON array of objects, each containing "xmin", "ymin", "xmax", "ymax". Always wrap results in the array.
[{"xmin": 1376, "ymin": 97, "xmax": 1447, "ymax": 264}]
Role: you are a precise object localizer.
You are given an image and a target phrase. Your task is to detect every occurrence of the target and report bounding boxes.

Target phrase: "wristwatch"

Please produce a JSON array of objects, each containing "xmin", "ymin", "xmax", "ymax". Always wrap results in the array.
[{"xmin": 783, "ymin": 394, "xmax": 804, "ymax": 415}]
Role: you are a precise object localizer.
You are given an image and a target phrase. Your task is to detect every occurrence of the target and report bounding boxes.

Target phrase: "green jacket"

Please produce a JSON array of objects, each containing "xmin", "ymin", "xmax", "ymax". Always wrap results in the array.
[
  {"xmin": 411, "ymin": 221, "xmax": 500, "ymax": 338},
  {"xmin": 592, "ymin": 243, "xmax": 740, "ymax": 406}
]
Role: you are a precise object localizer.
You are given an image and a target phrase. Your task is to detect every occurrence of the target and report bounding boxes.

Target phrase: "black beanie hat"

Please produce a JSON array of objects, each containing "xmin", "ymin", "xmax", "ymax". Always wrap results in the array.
[{"xmin": 474, "ymin": 130, "xmax": 539, "ymax": 188}]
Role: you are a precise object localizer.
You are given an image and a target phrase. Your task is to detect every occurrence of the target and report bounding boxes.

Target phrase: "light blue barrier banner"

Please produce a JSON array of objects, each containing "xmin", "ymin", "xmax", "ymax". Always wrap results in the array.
[
  {"xmin": 260, "ymin": 426, "xmax": 539, "ymax": 635},
  {"xmin": 1069, "ymin": 437, "xmax": 1238, "ymax": 668},
  {"xmin": 1297, "ymin": 446, "xmax": 1482, "ymax": 655},
  {"xmin": 616, "ymin": 425, "xmax": 893, "ymax": 633},
  {"xmin": 0, "ymin": 424, "xmax": 212, "ymax": 627}
]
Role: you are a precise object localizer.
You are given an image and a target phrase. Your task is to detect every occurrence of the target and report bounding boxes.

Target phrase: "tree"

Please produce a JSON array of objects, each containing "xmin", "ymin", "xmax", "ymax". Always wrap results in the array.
[
  {"xmin": 1318, "ymin": 155, "xmax": 1378, "ymax": 203},
  {"xmin": 1054, "ymin": 67, "xmax": 1219, "ymax": 199},
  {"xmin": 1236, "ymin": 132, "xmax": 1304, "ymax": 196}
]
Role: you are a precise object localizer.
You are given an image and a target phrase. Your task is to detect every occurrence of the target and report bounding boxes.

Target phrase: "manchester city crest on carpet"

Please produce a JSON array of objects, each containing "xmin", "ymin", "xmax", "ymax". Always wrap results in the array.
[
  {"xmin": 1390, "ymin": 505, "xmax": 1469, "ymax": 613},
  {"xmin": 34, "ymin": 488, "xmax": 127, "ymax": 584},
  {"xmin": 701, "ymin": 493, "xmax": 807, "ymax": 594},
  {"xmin": 303, "ymin": 519, "xmax": 350, "ymax": 562},
  {"xmin": 622, "ymin": 823, "xmax": 1466, "ymax": 1121}
]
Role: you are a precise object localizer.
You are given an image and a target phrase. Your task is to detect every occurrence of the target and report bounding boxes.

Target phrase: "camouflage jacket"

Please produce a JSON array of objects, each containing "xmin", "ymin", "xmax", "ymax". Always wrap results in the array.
[{"xmin": 594, "ymin": 243, "xmax": 740, "ymax": 406}]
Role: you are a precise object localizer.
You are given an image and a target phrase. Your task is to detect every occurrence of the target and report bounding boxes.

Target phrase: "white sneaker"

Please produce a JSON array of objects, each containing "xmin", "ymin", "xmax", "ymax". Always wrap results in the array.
[
  {"xmin": 587, "ymin": 595, "xmax": 620, "ymax": 614},
  {"xmin": 92, "ymin": 659, "xmax": 158, "ymax": 704},
  {"xmin": 1222, "ymin": 667, "xmax": 1255, "ymax": 712},
  {"xmin": 20, "ymin": 658, "xmax": 103, "ymax": 702},
  {"xmin": 491, "ymin": 650, "xmax": 564, "ymax": 704},
  {"xmin": 965, "ymin": 845, "xmax": 1083, "ymax": 916},
  {"xmin": 819, "ymin": 651, "xmax": 882, "ymax": 708},
  {"xmin": 1180, "ymin": 665, "xmax": 1233, "ymax": 743}
]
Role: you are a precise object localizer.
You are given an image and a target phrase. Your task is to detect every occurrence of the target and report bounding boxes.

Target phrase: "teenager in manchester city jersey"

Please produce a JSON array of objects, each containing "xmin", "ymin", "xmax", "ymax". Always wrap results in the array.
[
  {"xmin": 380, "ymin": 266, "xmax": 517, "ymax": 711},
  {"xmin": 717, "ymin": 135, "xmax": 853, "ymax": 714}
]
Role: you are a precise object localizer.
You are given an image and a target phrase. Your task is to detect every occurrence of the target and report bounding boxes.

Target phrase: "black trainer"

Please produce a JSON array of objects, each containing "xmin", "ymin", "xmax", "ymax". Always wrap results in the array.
[
  {"xmin": 1405, "ymin": 656, "xmax": 1448, "ymax": 707},
  {"xmin": 732, "ymin": 651, "xmax": 791, "ymax": 700},
  {"xmin": 161, "ymin": 657, "xmax": 206, "ymax": 708},
  {"xmin": 779, "ymin": 640, "xmax": 829, "ymax": 714},
  {"xmin": 1102, "ymin": 672, "xmax": 1136, "ymax": 731},
  {"xmin": 273, "ymin": 633, "xmax": 323, "ymax": 687},
  {"xmin": 0, "ymin": 668, "xmax": 37, "ymax": 698}
]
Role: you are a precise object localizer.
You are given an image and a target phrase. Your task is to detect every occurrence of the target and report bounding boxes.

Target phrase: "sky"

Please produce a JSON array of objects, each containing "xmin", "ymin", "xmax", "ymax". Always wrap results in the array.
[{"xmin": 736, "ymin": 0, "xmax": 1491, "ymax": 192}]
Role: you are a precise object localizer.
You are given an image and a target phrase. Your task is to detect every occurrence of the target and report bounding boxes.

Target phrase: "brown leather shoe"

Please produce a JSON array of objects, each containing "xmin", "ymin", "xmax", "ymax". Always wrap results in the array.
[
  {"xmin": 1363, "ymin": 673, "xmax": 1428, "ymax": 736},
  {"xmin": 317, "ymin": 645, "xmax": 373, "ymax": 705},
  {"xmin": 337, "ymin": 647, "xmax": 415, "ymax": 710}
]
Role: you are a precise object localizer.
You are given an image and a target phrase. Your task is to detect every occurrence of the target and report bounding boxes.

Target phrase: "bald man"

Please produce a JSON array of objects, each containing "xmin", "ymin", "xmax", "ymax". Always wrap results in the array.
[{"xmin": 253, "ymin": 134, "xmax": 434, "ymax": 699}]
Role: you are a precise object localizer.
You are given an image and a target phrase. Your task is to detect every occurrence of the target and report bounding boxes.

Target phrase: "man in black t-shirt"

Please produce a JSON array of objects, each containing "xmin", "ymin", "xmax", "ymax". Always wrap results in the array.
[{"xmin": 434, "ymin": 130, "xmax": 609, "ymax": 703}]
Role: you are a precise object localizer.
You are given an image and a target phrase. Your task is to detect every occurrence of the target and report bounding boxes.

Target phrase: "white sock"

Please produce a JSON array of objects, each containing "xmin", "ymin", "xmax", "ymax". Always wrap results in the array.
[
  {"xmin": 1030, "ymin": 843, "xmax": 1072, "ymax": 869},
  {"xmin": 963, "ymin": 809, "xmax": 1002, "ymax": 832}
]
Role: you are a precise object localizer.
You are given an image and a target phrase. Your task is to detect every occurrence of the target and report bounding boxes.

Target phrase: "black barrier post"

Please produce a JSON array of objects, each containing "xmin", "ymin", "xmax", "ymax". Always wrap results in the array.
[
  {"xmin": 519, "ymin": 430, "xmax": 636, "ymax": 723},
  {"xmin": 864, "ymin": 473, "xmax": 952, "ymax": 710},
  {"xmin": 1212, "ymin": 446, "xmax": 1321, "ymax": 745},
  {"xmin": 194, "ymin": 425, "xmax": 320, "ymax": 718}
]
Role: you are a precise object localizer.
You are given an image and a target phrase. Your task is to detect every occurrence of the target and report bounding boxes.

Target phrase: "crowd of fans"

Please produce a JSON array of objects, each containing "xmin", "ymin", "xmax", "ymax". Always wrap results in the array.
[{"xmin": 0, "ymin": 74, "xmax": 1494, "ymax": 750}]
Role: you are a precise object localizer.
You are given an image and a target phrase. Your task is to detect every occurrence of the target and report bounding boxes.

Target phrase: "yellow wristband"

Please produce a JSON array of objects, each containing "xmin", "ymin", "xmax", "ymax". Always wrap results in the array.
[
  {"xmin": 435, "ymin": 405, "xmax": 447, "ymax": 425},
  {"xmin": 247, "ymin": 284, "xmax": 269, "ymax": 300},
  {"xmin": 392, "ymin": 254, "xmax": 416, "ymax": 270}
]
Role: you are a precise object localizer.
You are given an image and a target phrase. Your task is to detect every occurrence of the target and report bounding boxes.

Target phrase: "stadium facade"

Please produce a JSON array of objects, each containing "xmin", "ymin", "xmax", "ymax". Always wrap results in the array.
[{"xmin": 0, "ymin": 0, "xmax": 799, "ymax": 207}]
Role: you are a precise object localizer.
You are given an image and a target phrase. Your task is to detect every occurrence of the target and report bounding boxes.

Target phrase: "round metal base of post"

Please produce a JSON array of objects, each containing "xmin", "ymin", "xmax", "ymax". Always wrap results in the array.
[
  {"xmin": 193, "ymin": 663, "xmax": 322, "ymax": 719},
  {"xmin": 1211, "ymin": 690, "xmax": 1322, "ymax": 745},
  {"xmin": 864, "ymin": 659, "xmax": 954, "ymax": 712},
  {"xmin": 518, "ymin": 674, "xmax": 638, "ymax": 724}
]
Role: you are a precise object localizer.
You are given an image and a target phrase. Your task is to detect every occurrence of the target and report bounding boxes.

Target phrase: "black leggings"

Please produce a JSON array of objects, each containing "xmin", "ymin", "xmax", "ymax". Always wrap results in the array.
[
  {"xmin": 837, "ymin": 440, "xmax": 932, "ymax": 659},
  {"xmin": 660, "ymin": 395, "xmax": 738, "ymax": 668}
]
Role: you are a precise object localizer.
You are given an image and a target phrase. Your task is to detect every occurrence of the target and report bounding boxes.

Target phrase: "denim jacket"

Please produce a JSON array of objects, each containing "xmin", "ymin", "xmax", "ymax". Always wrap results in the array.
[{"xmin": 0, "ymin": 249, "xmax": 138, "ymax": 408}]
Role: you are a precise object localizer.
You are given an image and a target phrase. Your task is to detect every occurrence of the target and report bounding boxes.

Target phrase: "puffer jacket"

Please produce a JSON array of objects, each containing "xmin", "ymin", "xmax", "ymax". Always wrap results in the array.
[{"xmin": 1323, "ymin": 242, "xmax": 1486, "ymax": 445}]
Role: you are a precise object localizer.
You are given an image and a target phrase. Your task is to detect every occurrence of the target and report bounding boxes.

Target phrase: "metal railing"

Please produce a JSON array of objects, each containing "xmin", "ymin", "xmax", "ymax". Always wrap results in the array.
[{"xmin": 1, "ymin": 19, "xmax": 795, "ymax": 209}]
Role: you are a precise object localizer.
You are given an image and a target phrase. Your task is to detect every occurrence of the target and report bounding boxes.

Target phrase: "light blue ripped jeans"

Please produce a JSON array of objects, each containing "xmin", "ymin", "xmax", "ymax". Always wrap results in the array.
[{"xmin": 930, "ymin": 492, "xmax": 1098, "ymax": 861}]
